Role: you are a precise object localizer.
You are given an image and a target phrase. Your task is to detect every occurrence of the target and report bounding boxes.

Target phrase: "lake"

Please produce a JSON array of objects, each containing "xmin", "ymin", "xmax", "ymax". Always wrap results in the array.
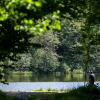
[
  {"xmin": 0, "ymin": 82, "xmax": 86, "ymax": 92},
  {"xmin": 7, "ymin": 72, "xmax": 100, "ymax": 82},
  {"xmin": 0, "ymin": 73, "xmax": 100, "ymax": 92}
]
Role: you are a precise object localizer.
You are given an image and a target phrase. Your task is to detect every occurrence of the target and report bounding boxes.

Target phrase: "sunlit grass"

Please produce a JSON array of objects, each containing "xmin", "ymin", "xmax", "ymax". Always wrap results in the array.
[
  {"xmin": 29, "ymin": 85, "xmax": 100, "ymax": 100},
  {"xmin": 10, "ymin": 71, "xmax": 33, "ymax": 76},
  {"xmin": 32, "ymin": 88, "xmax": 70, "ymax": 93}
]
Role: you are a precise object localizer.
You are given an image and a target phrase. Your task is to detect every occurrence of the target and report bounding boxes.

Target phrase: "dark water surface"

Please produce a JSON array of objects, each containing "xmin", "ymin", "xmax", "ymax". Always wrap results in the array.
[
  {"xmin": 7, "ymin": 73, "xmax": 100, "ymax": 82},
  {"xmin": 0, "ymin": 73, "xmax": 100, "ymax": 92}
]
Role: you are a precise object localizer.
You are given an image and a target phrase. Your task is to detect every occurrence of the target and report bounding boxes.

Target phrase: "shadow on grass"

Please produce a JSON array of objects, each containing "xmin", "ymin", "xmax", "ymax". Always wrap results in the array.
[
  {"xmin": 0, "ymin": 90, "xmax": 13, "ymax": 100},
  {"xmin": 0, "ymin": 84, "xmax": 100, "ymax": 100},
  {"xmin": 28, "ymin": 85, "xmax": 100, "ymax": 100}
]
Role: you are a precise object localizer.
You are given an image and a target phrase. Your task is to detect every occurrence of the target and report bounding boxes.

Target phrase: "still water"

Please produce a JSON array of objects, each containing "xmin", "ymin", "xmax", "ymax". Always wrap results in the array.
[
  {"xmin": 0, "ymin": 73, "xmax": 100, "ymax": 92},
  {"xmin": 7, "ymin": 72, "xmax": 100, "ymax": 82},
  {"xmin": 0, "ymin": 82, "xmax": 85, "ymax": 92}
]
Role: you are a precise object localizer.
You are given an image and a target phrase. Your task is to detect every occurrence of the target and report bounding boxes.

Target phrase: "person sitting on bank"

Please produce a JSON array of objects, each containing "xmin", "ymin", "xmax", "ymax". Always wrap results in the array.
[{"xmin": 89, "ymin": 71, "xmax": 96, "ymax": 85}]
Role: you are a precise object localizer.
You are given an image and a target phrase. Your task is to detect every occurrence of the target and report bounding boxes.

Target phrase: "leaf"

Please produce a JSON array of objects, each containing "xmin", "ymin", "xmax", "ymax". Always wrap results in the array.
[
  {"xmin": 29, "ymin": 19, "xmax": 34, "ymax": 24},
  {"xmin": 52, "ymin": 20, "xmax": 61, "ymax": 30},
  {"xmin": 34, "ymin": 1, "xmax": 42, "ymax": 7},
  {"xmin": 25, "ymin": 0, "xmax": 33, "ymax": 3}
]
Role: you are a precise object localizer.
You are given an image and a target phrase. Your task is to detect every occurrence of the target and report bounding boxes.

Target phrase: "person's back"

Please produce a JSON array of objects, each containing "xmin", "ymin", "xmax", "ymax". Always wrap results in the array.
[{"xmin": 89, "ymin": 71, "xmax": 95, "ymax": 85}]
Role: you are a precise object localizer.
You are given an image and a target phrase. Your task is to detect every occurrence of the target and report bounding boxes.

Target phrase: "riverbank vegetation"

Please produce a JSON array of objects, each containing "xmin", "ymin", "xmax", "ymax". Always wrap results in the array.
[{"xmin": 10, "ymin": 68, "xmax": 83, "ymax": 75}]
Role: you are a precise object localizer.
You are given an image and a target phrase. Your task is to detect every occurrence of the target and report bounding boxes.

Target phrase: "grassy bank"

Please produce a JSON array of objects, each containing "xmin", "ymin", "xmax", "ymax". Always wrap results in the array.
[
  {"xmin": 10, "ymin": 69, "xmax": 84, "ymax": 75},
  {"xmin": 1, "ymin": 84, "xmax": 100, "ymax": 100},
  {"xmin": 29, "ymin": 85, "xmax": 100, "ymax": 100},
  {"xmin": 10, "ymin": 71, "xmax": 33, "ymax": 76},
  {"xmin": 32, "ymin": 88, "xmax": 69, "ymax": 93}
]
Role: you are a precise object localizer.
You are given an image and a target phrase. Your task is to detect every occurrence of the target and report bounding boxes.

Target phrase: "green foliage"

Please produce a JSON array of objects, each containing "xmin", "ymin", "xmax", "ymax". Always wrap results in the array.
[
  {"xmin": 13, "ymin": 53, "xmax": 31, "ymax": 71},
  {"xmin": 58, "ymin": 18, "xmax": 83, "ymax": 70},
  {"xmin": 0, "ymin": 0, "xmax": 61, "ymax": 61},
  {"xmin": 0, "ymin": 0, "xmax": 62, "ymax": 78},
  {"xmin": 30, "ymin": 30, "xmax": 60, "ymax": 72},
  {"xmin": 12, "ymin": 30, "xmax": 60, "ymax": 73},
  {"xmin": 0, "ymin": 0, "xmax": 100, "ymax": 75},
  {"xmin": 0, "ymin": 7, "xmax": 8, "ymax": 21},
  {"xmin": 30, "ymin": 48, "xmax": 59, "ymax": 72}
]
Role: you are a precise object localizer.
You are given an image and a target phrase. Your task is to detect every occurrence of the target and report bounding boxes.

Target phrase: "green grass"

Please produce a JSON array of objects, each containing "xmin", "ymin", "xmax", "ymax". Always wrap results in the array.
[
  {"xmin": 10, "ymin": 71, "xmax": 33, "ymax": 76},
  {"xmin": 32, "ymin": 88, "xmax": 69, "ymax": 93}
]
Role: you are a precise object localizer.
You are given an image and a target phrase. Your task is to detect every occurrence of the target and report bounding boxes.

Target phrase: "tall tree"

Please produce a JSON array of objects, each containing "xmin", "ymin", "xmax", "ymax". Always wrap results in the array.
[
  {"xmin": 0, "ymin": 0, "xmax": 61, "ymax": 65},
  {"xmin": 30, "ymin": 30, "xmax": 60, "ymax": 73},
  {"xmin": 0, "ymin": 0, "xmax": 61, "ymax": 81}
]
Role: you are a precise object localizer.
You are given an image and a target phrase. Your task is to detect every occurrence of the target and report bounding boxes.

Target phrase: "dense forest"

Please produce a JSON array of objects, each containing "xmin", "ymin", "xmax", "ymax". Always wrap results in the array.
[{"xmin": 0, "ymin": 0, "xmax": 100, "ymax": 76}]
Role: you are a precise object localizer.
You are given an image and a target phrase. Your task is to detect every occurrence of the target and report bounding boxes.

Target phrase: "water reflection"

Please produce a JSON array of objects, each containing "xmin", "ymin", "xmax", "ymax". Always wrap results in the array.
[
  {"xmin": 7, "ymin": 72, "xmax": 100, "ymax": 82},
  {"xmin": 8, "ymin": 73, "xmax": 85, "ymax": 82}
]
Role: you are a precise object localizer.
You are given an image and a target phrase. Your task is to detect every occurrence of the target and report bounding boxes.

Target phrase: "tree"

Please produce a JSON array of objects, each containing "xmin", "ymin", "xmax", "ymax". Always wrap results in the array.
[
  {"xmin": 42, "ymin": 0, "xmax": 100, "ymax": 72},
  {"xmin": 57, "ymin": 18, "xmax": 83, "ymax": 72},
  {"xmin": 80, "ymin": 0, "xmax": 100, "ymax": 72},
  {"xmin": 0, "ymin": 0, "xmax": 100, "ymax": 82},
  {"xmin": 30, "ymin": 30, "xmax": 60, "ymax": 73},
  {"xmin": 0, "ymin": 0, "xmax": 61, "ymax": 62},
  {"xmin": 0, "ymin": 0, "xmax": 61, "ymax": 81}
]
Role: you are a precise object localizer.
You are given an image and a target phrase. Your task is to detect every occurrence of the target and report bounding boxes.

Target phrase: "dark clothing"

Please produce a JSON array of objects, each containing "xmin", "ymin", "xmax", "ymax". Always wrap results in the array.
[{"xmin": 89, "ymin": 73, "xmax": 95, "ymax": 85}]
